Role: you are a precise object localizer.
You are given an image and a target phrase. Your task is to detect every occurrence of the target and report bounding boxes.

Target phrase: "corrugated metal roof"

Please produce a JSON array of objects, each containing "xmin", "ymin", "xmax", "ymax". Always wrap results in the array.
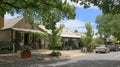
[
  {"xmin": 1, "ymin": 17, "xmax": 23, "ymax": 30},
  {"xmin": 61, "ymin": 27, "xmax": 80, "ymax": 38},
  {"xmin": 38, "ymin": 25, "xmax": 80, "ymax": 38}
]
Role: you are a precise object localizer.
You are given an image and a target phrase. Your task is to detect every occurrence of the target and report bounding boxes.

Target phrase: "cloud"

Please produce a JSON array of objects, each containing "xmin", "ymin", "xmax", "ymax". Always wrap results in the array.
[
  {"xmin": 5, "ymin": 13, "xmax": 20, "ymax": 20},
  {"xmin": 57, "ymin": 19, "xmax": 85, "ymax": 32},
  {"xmin": 57, "ymin": 19, "xmax": 98, "ymax": 33},
  {"xmin": 57, "ymin": 19, "xmax": 85, "ymax": 27}
]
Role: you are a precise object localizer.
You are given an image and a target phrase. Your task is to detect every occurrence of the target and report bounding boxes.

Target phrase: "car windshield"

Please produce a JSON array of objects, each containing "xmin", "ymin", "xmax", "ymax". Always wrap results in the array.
[{"xmin": 98, "ymin": 45, "xmax": 106, "ymax": 47}]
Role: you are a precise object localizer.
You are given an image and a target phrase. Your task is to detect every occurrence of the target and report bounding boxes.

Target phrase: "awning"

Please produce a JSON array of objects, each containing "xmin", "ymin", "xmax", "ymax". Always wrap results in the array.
[{"xmin": 12, "ymin": 28, "xmax": 44, "ymax": 33}]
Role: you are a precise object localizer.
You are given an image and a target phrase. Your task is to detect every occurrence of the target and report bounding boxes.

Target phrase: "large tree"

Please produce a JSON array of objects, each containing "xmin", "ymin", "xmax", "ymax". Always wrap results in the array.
[
  {"xmin": 71, "ymin": 0, "xmax": 120, "ymax": 14},
  {"xmin": 0, "ymin": 0, "xmax": 75, "ymax": 24},
  {"xmin": 96, "ymin": 14, "xmax": 120, "ymax": 41}
]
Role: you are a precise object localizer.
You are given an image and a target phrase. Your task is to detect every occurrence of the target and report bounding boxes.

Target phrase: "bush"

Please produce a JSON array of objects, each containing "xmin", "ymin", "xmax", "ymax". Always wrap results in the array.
[
  {"xmin": 87, "ymin": 48, "xmax": 93, "ymax": 52},
  {"xmin": 49, "ymin": 51, "xmax": 62, "ymax": 56},
  {"xmin": 21, "ymin": 46, "xmax": 31, "ymax": 53}
]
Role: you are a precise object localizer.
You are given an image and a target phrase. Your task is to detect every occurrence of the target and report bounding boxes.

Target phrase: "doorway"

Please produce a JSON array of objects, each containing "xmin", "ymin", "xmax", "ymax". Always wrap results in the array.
[{"xmin": 24, "ymin": 34, "xmax": 29, "ymax": 45}]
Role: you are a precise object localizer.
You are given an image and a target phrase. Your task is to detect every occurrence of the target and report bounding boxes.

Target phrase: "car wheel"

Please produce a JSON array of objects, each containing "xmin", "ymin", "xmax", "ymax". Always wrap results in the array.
[{"xmin": 96, "ymin": 51, "xmax": 98, "ymax": 53}]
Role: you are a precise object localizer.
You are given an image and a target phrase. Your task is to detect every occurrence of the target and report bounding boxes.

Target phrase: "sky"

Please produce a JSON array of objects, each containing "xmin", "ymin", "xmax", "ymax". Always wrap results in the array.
[{"xmin": 4, "ymin": 0, "xmax": 102, "ymax": 33}]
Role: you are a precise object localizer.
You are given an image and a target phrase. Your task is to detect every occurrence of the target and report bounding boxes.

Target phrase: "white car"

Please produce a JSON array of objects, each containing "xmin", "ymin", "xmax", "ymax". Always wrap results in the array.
[{"xmin": 95, "ymin": 45, "xmax": 110, "ymax": 53}]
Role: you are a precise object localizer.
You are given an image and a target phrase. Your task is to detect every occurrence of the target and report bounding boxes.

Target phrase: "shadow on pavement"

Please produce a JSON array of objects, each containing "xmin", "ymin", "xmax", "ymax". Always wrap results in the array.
[{"xmin": 58, "ymin": 60, "xmax": 120, "ymax": 67}]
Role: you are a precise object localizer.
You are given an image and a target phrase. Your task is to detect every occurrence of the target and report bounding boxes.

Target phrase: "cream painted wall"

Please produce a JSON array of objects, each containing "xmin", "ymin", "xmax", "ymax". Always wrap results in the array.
[{"xmin": 0, "ymin": 30, "xmax": 11, "ymax": 42}]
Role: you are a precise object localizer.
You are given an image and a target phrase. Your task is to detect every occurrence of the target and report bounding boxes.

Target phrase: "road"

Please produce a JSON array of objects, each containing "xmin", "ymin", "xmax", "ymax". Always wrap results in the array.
[{"xmin": 1, "ymin": 51, "xmax": 120, "ymax": 67}]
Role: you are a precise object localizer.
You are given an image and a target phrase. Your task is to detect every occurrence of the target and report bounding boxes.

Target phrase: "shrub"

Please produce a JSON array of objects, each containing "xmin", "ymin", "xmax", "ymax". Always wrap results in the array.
[
  {"xmin": 87, "ymin": 48, "xmax": 93, "ymax": 52},
  {"xmin": 49, "ymin": 51, "xmax": 62, "ymax": 56},
  {"xmin": 21, "ymin": 46, "xmax": 31, "ymax": 53}
]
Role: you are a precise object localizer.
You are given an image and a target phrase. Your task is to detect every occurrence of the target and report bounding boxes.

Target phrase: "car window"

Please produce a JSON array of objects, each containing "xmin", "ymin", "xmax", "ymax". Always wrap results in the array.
[{"xmin": 99, "ymin": 45, "xmax": 106, "ymax": 47}]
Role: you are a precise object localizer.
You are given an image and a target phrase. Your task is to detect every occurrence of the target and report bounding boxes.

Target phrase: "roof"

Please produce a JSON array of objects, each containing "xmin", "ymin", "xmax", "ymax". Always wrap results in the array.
[
  {"xmin": 39, "ymin": 25, "xmax": 80, "ymax": 38},
  {"xmin": 61, "ymin": 27, "xmax": 80, "ymax": 38},
  {"xmin": 1, "ymin": 17, "xmax": 23, "ymax": 30},
  {"xmin": 1, "ymin": 17, "xmax": 44, "ymax": 33},
  {"xmin": 74, "ymin": 32, "xmax": 86, "ymax": 37}
]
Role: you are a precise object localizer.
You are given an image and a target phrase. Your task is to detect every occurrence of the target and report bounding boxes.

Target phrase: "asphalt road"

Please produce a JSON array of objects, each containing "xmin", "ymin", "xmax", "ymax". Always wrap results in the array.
[
  {"xmin": 1, "ymin": 51, "xmax": 120, "ymax": 67},
  {"xmin": 48, "ymin": 51, "xmax": 120, "ymax": 67}
]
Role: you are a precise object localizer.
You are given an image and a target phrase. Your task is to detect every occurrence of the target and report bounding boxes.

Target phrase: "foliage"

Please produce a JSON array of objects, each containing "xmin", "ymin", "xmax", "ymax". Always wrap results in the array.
[
  {"xmin": 85, "ymin": 22, "xmax": 94, "ymax": 45},
  {"xmin": 80, "ymin": 22, "xmax": 94, "ymax": 52},
  {"xmin": 21, "ymin": 46, "xmax": 31, "ymax": 53},
  {"xmin": 96, "ymin": 14, "xmax": 120, "ymax": 41},
  {"xmin": 28, "ymin": 31, "xmax": 48, "ymax": 38},
  {"xmin": 94, "ymin": 37, "xmax": 104, "ymax": 45},
  {"xmin": 80, "ymin": 36, "xmax": 87, "ymax": 47},
  {"xmin": 49, "ymin": 25, "xmax": 64, "ymax": 49},
  {"xmin": 116, "ymin": 40, "xmax": 120, "ymax": 44},
  {"xmin": 0, "ymin": 0, "xmax": 75, "ymax": 25},
  {"xmin": 49, "ymin": 51, "xmax": 62, "ymax": 57},
  {"xmin": 71, "ymin": 0, "xmax": 120, "ymax": 14}
]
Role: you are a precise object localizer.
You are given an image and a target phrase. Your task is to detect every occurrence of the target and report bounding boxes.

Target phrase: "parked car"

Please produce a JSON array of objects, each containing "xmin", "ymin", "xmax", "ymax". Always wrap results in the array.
[
  {"xmin": 106, "ymin": 44, "xmax": 120, "ymax": 51},
  {"xmin": 95, "ymin": 45, "xmax": 110, "ymax": 53},
  {"xmin": 106, "ymin": 44, "xmax": 117, "ymax": 51},
  {"xmin": 116, "ymin": 44, "xmax": 120, "ymax": 51}
]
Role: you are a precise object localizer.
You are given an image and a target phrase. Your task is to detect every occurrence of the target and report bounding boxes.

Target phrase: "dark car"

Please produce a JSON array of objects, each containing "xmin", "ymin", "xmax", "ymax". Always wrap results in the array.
[
  {"xmin": 106, "ymin": 44, "xmax": 117, "ymax": 51},
  {"xmin": 106, "ymin": 44, "xmax": 120, "ymax": 51},
  {"xmin": 95, "ymin": 45, "xmax": 110, "ymax": 53}
]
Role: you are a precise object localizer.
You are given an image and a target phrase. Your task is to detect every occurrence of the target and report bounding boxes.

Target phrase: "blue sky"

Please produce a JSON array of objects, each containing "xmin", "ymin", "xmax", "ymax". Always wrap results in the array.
[
  {"xmin": 57, "ymin": 0, "xmax": 103, "ymax": 33},
  {"xmin": 57, "ymin": 6, "xmax": 102, "ymax": 33},
  {"xmin": 76, "ymin": 7, "xmax": 102, "ymax": 23},
  {"xmin": 5, "ymin": 0, "xmax": 102, "ymax": 33}
]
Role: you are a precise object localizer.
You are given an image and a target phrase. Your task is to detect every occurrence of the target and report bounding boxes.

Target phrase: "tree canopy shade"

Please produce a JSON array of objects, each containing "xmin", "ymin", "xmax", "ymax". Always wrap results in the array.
[
  {"xmin": 96, "ymin": 14, "xmax": 120, "ymax": 40},
  {"xmin": 0, "ymin": 0, "xmax": 76, "ymax": 25},
  {"xmin": 71, "ymin": 0, "xmax": 120, "ymax": 14}
]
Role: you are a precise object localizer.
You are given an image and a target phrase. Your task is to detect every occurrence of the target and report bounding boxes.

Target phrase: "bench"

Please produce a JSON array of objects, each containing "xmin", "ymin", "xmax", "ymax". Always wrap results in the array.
[{"xmin": 0, "ymin": 42, "xmax": 14, "ymax": 54}]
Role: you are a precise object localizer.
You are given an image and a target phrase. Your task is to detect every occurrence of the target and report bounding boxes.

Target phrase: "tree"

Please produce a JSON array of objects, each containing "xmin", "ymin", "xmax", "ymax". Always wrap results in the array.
[
  {"xmin": 85, "ymin": 22, "xmax": 94, "ymax": 46},
  {"xmin": 49, "ymin": 25, "xmax": 64, "ymax": 56},
  {"xmin": 49, "ymin": 25, "xmax": 64, "ymax": 50},
  {"xmin": 96, "ymin": 14, "xmax": 120, "ymax": 41},
  {"xmin": 0, "ymin": 0, "xmax": 75, "ymax": 25},
  {"xmin": 81, "ymin": 22, "xmax": 94, "ymax": 52},
  {"xmin": 71, "ymin": 0, "xmax": 120, "ymax": 14},
  {"xmin": 94, "ymin": 37, "xmax": 104, "ymax": 45}
]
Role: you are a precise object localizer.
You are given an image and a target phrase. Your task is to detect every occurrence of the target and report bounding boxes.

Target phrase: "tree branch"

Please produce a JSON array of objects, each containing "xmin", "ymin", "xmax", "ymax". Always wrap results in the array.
[{"xmin": 3, "ymin": 2, "xmax": 20, "ymax": 10}]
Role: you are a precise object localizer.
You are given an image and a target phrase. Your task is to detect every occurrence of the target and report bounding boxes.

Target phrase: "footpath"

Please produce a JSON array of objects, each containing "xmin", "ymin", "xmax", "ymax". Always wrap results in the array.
[{"xmin": 0, "ymin": 50, "xmax": 87, "ymax": 64}]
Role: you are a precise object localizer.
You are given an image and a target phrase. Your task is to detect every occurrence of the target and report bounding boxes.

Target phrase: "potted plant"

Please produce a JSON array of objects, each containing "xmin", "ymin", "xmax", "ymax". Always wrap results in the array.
[{"xmin": 21, "ymin": 46, "xmax": 31, "ymax": 58}]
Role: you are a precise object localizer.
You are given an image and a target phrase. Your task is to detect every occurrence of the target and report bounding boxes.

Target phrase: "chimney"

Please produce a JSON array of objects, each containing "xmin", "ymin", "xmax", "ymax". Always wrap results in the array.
[
  {"xmin": 74, "ymin": 30, "xmax": 78, "ymax": 33},
  {"xmin": 0, "ymin": 16, "xmax": 4, "ymax": 28}
]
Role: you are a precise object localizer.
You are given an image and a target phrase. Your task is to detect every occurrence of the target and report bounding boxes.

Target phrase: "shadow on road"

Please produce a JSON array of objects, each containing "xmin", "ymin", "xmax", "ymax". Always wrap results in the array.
[{"xmin": 58, "ymin": 60, "xmax": 120, "ymax": 67}]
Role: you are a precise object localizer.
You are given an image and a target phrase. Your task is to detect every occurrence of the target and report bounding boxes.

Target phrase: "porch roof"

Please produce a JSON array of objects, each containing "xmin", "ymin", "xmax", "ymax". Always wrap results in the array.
[{"xmin": 12, "ymin": 28, "xmax": 44, "ymax": 33}]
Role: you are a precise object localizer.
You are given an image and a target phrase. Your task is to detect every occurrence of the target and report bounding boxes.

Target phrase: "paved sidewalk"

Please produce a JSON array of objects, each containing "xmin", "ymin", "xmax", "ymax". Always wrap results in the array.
[{"xmin": 0, "ymin": 50, "xmax": 87, "ymax": 64}]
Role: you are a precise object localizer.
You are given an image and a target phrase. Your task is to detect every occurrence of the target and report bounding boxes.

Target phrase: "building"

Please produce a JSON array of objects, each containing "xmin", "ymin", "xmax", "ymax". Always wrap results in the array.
[
  {"xmin": 38, "ymin": 25, "xmax": 81, "ymax": 49},
  {"xmin": 0, "ymin": 17, "xmax": 47, "ymax": 49},
  {"xmin": 0, "ymin": 16, "xmax": 82, "ymax": 50}
]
